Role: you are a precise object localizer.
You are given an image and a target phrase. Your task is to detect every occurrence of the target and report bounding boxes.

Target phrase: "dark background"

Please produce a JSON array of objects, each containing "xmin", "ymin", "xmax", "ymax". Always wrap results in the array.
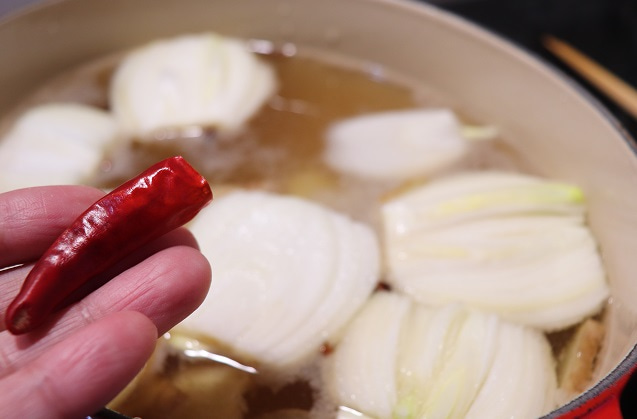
[
  {"xmin": 426, "ymin": 0, "xmax": 637, "ymax": 142},
  {"xmin": 423, "ymin": 0, "xmax": 637, "ymax": 415}
]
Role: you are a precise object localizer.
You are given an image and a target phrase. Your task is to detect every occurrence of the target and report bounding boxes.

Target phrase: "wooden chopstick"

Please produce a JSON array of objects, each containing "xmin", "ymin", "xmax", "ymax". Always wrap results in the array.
[{"xmin": 543, "ymin": 35, "xmax": 637, "ymax": 119}]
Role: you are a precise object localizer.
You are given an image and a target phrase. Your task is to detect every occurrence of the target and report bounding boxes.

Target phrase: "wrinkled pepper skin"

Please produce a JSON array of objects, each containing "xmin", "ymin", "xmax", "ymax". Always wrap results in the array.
[{"xmin": 5, "ymin": 156, "xmax": 212, "ymax": 334}]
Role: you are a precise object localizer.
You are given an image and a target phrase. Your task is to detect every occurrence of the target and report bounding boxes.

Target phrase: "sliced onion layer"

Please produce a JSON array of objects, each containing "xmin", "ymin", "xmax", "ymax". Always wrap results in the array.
[
  {"xmin": 110, "ymin": 32, "xmax": 276, "ymax": 138},
  {"xmin": 181, "ymin": 191, "xmax": 380, "ymax": 369},
  {"xmin": 0, "ymin": 103, "xmax": 117, "ymax": 192},
  {"xmin": 382, "ymin": 171, "xmax": 609, "ymax": 331},
  {"xmin": 323, "ymin": 109, "xmax": 469, "ymax": 181},
  {"xmin": 466, "ymin": 319, "xmax": 557, "ymax": 418},
  {"xmin": 324, "ymin": 292, "xmax": 557, "ymax": 419}
]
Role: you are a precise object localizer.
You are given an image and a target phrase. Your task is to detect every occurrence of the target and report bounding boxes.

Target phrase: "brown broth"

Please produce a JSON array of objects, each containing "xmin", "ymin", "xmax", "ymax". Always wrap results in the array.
[
  {"xmin": 0, "ymin": 43, "xmax": 600, "ymax": 418},
  {"xmin": 3, "ymin": 47, "xmax": 519, "ymax": 224}
]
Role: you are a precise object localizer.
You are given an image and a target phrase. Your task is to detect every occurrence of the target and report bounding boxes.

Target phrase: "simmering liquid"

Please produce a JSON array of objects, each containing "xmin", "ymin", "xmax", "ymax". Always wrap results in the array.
[{"xmin": 0, "ymin": 44, "xmax": 595, "ymax": 418}]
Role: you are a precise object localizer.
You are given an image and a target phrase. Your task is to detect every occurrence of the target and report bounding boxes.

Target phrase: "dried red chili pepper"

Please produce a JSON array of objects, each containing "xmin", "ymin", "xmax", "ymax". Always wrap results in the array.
[{"xmin": 5, "ymin": 156, "xmax": 213, "ymax": 335}]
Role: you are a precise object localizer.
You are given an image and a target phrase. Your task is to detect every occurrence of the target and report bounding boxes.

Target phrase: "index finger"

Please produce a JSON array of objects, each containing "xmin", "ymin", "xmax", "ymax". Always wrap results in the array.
[{"xmin": 0, "ymin": 186, "xmax": 104, "ymax": 267}]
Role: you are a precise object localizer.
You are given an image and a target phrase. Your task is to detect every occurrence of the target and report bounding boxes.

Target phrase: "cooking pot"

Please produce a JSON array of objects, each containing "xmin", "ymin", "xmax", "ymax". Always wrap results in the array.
[{"xmin": 2, "ymin": 0, "xmax": 637, "ymax": 417}]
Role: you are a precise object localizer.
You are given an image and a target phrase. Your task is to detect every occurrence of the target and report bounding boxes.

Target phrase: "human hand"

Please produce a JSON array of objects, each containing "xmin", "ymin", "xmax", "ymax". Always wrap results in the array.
[{"xmin": 0, "ymin": 186, "xmax": 212, "ymax": 418}]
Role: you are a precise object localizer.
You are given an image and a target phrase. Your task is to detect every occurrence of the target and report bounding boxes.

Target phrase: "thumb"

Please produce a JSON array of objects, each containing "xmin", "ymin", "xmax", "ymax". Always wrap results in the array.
[{"xmin": 0, "ymin": 311, "xmax": 156, "ymax": 419}]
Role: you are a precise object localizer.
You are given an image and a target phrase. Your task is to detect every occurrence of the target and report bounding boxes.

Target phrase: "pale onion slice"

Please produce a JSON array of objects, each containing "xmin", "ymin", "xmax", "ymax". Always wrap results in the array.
[
  {"xmin": 394, "ymin": 304, "xmax": 499, "ymax": 419},
  {"xmin": 324, "ymin": 292, "xmax": 407, "ymax": 418},
  {"xmin": 324, "ymin": 293, "xmax": 556, "ymax": 419},
  {"xmin": 382, "ymin": 172, "xmax": 609, "ymax": 331},
  {"xmin": 466, "ymin": 321, "xmax": 558, "ymax": 418},
  {"xmin": 386, "ymin": 217, "xmax": 608, "ymax": 330},
  {"xmin": 181, "ymin": 191, "xmax": 380, "ymax": 369},
  {"xmin": 110, "ymin": 33, "xmax": 277, "ymax": 138},
  {"xmin": 323, "ymin": 109, "xmax": 469, "ymax": 181},
  {"xmin": 0, "ymin": 103, "xmax": 116, "ymax": 192},
  {"xmin": 382, "ymin": 171, "xmax": 586, "ymax": 234}
]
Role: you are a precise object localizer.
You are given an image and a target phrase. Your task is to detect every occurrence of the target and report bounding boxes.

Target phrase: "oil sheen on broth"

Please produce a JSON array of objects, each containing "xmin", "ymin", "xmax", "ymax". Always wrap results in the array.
[{"xmin": 1, "ymin": 45, "xmax": 601, "ymax": 418}]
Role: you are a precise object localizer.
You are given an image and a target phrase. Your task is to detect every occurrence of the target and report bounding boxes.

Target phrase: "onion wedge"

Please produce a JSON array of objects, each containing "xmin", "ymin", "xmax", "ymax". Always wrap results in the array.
[
  {"xmin": 382, "ymin": 171, "xmax": 609, "ymax": 331},
  {"xmin": 324, "ymin": 292, "xmax": 556, "ymax": 419},
  {"xmin": 324, "ymin": 109, "xmax": 489, "ymax": 181},
  {"xmin": 110, "ymin": 33, "xmax": 276, "ymax": 138},
  {"xmin": 182, "ymin": 191, "xmax": 380, "ymax": 369},
  {"xmin": 0, "ymin": 103, "xmax": 116, "ymax": 192}
]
